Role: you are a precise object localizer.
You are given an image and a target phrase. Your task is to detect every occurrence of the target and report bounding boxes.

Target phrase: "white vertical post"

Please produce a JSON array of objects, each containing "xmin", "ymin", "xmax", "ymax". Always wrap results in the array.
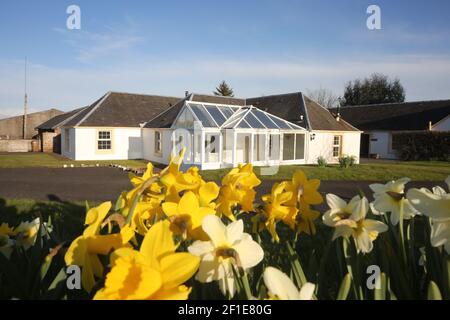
[
  {"xmin": 250, "ymin": 133, "xmax": 254, "ymax": 163},
  {"xmin": 219, "ymin": 131, "xmax": 223, "ymax": 167},
  {"xmin": 232, "ymin": 131, "xmax": 237, "ymax": 167},
  {"xmin": 201, "ymin": 131, "xmax": 205, "ymax": 166}
]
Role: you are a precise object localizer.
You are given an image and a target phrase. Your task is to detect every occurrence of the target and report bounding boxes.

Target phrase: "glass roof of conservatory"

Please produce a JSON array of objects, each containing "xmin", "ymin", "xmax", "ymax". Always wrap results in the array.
[{"xmin": 183, "ymin": 101, "xmax": 305, "ymax": 130}]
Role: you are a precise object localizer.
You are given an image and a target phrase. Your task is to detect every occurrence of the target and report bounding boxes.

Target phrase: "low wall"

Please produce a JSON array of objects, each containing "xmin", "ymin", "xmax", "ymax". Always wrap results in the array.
[{"xmin": 0, "ymin": 139, "xmax": 33, "ymax": 152}]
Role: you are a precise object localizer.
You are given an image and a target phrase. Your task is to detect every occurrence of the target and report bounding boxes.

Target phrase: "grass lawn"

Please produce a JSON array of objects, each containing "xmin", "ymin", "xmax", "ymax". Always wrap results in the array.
[
  {"xmin": 0, "ymin": 153, "xmax": 148, "ymax": 169},
  {"xmin": 200, "ymin": 160, "xmax": 450, "ymax": 182}
]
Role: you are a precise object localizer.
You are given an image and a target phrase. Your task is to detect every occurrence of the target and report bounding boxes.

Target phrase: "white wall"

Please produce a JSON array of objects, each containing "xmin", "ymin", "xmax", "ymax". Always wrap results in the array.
[
  {"xmin": 368, "ymin": 131, "xmax": 398, "ymax": 160},
  {"xmin": 62, "ymin": 127, "xmax": 143, "ymax": 160},
  {"xmin": 307, "ymin": 131, "xmax": 361, "ymax": 164},
  {"xmin": 143, "ymin": 128, "xmax": 173, "ymax": 165},
  {"xmin": 432, "ymin": 116, "xmax": 450, "ymax": 131}
]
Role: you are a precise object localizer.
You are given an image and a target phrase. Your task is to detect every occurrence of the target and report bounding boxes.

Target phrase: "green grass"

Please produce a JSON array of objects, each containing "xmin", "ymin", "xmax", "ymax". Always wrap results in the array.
[
  {"xmin": 0, "ymin": 153, "xmax": 148, "ymax": 169},
  {"xmin": 199, "ymin": 161, "xmax": 450, "ymax": 182}
]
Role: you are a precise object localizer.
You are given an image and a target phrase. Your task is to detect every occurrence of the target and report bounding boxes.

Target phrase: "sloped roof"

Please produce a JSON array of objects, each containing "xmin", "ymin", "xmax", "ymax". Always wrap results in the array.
[
  {"xmin": 190, "ymin": 93, "xmax": 245, "ymax": 106},
  {"xmin": 332, "ymin": 100, "xmax": 450, "ymax": 131},
  {"xmin": 144, "ymin": 98, "xmax": 188, "ymax": 128},
  {"xmin": 64, "ymin": 92, "xmax": 182, "ymax": 127},
  {"xmin": 247, "ymin": 92, "xmax": 358, "ymax": 131},
  {"xmin": 36, "ymin": 107, "xmax": 87, "ymax": 130}
]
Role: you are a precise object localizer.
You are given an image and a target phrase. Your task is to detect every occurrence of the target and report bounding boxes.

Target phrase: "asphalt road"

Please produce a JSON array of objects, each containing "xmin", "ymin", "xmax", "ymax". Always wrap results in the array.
[{"xmin": 0, "ymin": 168, "xmax": 446, "ymax": 210}]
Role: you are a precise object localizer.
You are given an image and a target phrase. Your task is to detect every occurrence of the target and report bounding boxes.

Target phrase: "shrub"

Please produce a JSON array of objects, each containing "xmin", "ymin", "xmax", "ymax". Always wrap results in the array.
[
  {"xmin": 317, "ymin": 156, "xmax": 327, "ymax": 167},
  {"xmin": 393, "ymin": 131, "xmax": 450, "ymax": 161},
  {"xmin": 338, "ymin": 155, "xmax": 356, "ymax": 168}
]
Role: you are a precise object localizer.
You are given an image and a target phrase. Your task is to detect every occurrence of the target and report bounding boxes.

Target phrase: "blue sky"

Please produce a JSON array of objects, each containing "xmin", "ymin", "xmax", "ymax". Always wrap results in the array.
[{"xmin": 1, "ymin": 0, "xmax": 450, "ymax": 116}]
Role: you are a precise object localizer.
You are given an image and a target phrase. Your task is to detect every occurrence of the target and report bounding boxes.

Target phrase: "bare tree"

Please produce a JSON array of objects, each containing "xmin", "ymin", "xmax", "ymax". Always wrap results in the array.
[{"xmin": 306, "ymin": 87, "xmax": 340, "ymax": 109}]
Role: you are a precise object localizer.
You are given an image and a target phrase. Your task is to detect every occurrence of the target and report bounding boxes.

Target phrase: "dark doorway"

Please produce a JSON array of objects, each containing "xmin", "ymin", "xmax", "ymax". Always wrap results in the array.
[{"xmin": 360, "ymin": 134, "xmax": 370, "ymax": 158}]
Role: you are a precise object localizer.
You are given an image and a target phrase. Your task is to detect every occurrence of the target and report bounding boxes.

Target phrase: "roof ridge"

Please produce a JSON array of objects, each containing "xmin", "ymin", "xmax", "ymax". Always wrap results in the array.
[
  {"xmin": 143, "ymin": 97, "xmax": 187, "ymax": 127},
  {"xmin": 247, "ymin": 91, "xmax": 303, "ymax": 100},
  {"xmin": 74, "ymin": 92, "xmax": 111, "ymax": 127},
  {"xmin": 191, "ymin": 92, "xmax": 246, "ymax": 100},
  {"xmin": 108, "ymin": 90, "xmax": 182, "ymax": 100},
  {"xmin": 340, "ymin": 99, "xmax": 450, "ymax": 109}
]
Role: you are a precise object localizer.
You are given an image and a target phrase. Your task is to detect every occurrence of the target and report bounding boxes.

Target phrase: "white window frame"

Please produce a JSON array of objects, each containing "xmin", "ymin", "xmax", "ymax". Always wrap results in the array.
[
  {"xmin": 333, "ymin": 135, "xmax": 342, "ymax": 158},
  {"xmin": 154, "ymin": 131, "xmax": 162, "ymax": 155},
  {"xmin": 97, "ymin": 130, "xmax": 112, "ymax": 152}
]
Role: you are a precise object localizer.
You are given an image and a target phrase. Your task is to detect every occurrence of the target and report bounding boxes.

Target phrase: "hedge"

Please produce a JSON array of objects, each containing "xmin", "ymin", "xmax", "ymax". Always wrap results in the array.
[{"xmin": 392, "ymin": 131, "xmax": 450, "ymax": 161}]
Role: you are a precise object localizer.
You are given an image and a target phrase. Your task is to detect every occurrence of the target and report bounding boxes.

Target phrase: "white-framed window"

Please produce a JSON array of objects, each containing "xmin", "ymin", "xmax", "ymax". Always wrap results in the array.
[
  {"xmin": 333, "ymin": 135, "xmax": 342, "ymax": 158},
  {"xmin": 154, "ymin": 131, "xmax": 162, "ymax": 154},
  {"xmin": 64, "ymin": 128, "xmax": 70, "ymax": 152},
  {"xmin": 97, "ymin": 130, "xmax": 112, "ymax": 150}
]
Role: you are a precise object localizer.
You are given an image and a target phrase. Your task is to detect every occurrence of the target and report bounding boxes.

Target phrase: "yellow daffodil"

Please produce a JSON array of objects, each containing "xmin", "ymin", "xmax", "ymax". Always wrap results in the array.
[
  {"xmin": 94, "ymin": 220, "xmax": 200, "ymax": 300},
  {"xmin": 14, "ymin": 217, "xmax": 40, "ymax": 250},
  {"xmin": 0, "ymin": 223, "xmax": 15, "ymax": 259},
  {"xmin": 370, "ymin": 178, "xmax": 418, "ymax": 225},
  {"xmin": 162, "ymin": 191, "xmax": 215, "ymax": 240},
  {"xmin": 217, "ymin": 164, "xmax": 261, "ymax": 221},
  {"xmin": 407, "ymin": 176, "xmax": 450, "ymax": 254},
  {"xmin": 263, "ymin": 267, "xmax": 315, "ymax": 300},
  {"xmin": 296, "ymin": 202, "xmax": 321, "ymax": 235},
  {"xmin": 188, "ymin": 215, "xmax": 264, "ymax": 298},
  {"xmin": 285, "ymin": 170, "xmax": 323, "ymax": 207},
  {"xmin": 65, "ymin": 202, "xmax": 130, "ymax": 292},
  {"xmin": 198, "ymin": 181, "xmax": 220, "ymax": 209},
  {"xmin": 256, "ymin": 182, "xmax": 297, "ymax": 242},
  {"xmin": 324, "ymin": 194, "xmax": 388, "ymax": 253}
]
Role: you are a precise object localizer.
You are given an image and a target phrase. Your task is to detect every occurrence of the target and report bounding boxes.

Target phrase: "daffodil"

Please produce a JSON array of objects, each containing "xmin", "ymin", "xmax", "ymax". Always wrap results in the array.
[
  {"xmin": 188, "ymin": 215, "xmax": 264, "ymax": 298},
  {"xmin": 285, "ymin": 170, "xmax": 323, "ymax": 207},
  {"xmin": 14, "ymin": 217, "xmax": 40, "ymax": 250},
  {"xmin": 0, "ymin": 223, "xmax": 15, "ymax": 259},
  {"xmin": 94, "ymin": 220, "xmax": 200, "ymax": 300},
  {"xmin": 263, "ymin": 267, "xmax": 315, "ymax": 300},
  {"xmin": 407, "ymin": 176, "xmax": 450, "ymax": 254},
  {"xmin": 256, "ymin": 182, "xmax": 297, "ymax": 242},
  {"xmin": 162, "ymin": 191, "xmax": 215, "ymax": 240},
  {"xmin": 369, "ymin": 178, "xmax": 418, "ymax": 225},
  {"xmin": 323, "ymin": 194, "xmax": 388, "ymax": 253},
  {"xmin": 65, "ymin": 202, "xmax": 130, "ymax": 292},
  {"xmin": 216, "ymin": 163, "xmax": 261, "ymax": 221}
]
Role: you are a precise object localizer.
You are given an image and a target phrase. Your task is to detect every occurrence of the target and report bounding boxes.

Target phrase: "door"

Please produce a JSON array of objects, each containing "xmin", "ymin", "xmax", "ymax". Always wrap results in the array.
[
  {"xmin": 360, "ymin": 134, "xmax": 370, "ymax": 158},
  {"xmin": 244, "ymin": 136, "xmax": 250, "ymax": 163}
]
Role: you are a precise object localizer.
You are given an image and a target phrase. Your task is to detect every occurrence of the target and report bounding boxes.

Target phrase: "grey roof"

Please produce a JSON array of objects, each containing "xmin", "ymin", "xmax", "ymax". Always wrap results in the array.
[
  {"xmin": 64, "ymin": 92, "xmax": 182, "ymax": 127},
  {"xmin": 36, "ymin": 107, "xmax": 87, "ymax": 130},
  {"xmin": 247, "ymin": 92, "xmax": 358, "ymax": 131},
  {"xmin": 332, "ymin": 100, "xmax": 450, "ymax": 131},
  {"xmin": 189, "ymin": 93, "xmax": 246, "ymax": 106}
]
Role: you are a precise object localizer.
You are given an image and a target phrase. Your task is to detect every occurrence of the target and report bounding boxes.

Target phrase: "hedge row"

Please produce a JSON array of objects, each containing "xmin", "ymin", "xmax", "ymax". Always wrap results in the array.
[{"xmin": 393, "ymin": 131, "xmax": 450, "ymax": 161}]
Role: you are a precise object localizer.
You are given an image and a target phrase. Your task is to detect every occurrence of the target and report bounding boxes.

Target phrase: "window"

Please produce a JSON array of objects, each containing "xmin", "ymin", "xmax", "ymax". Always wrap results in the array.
[
  {"xmin": 205, "ymin": 134, "xmax": 219, "ymax": 163},
  {"xmin": 154, "ymin": 131, "xmax": 162, "ymax": 154},
  {"xmin": 97, "ymin": 130, "xmax": 112, "ymax": 151},
  {"xmin": 391, "ymin": 134, "xmax": 402, "ymax": 151},
  {"xmin": 269, "ymin": 134, "xmax": 280, "ymax": 160},
  {"xmin": 283, "ymin": 134, "xmax": 295, "ymax": 160},
  {"xmin": 253, "ymin": 134, "xmax": 266, "ymax": 161},
  {"xmin": 295, "ymin": 134, "xmax": 305, "ymax": 160},
  {"xmin": 64, "ymin": 128, "xmax": 70, "ymax": 152},
  {"xmin": 333, "ymin": 135, "xmax": 342, "ymax": 158}
]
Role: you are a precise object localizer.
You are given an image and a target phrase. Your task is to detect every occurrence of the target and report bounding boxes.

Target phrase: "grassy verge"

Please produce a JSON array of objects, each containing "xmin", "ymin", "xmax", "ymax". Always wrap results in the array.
[
  {"xmin": 199, "ymin": 161, "xmax": 450, "ymax": 182},
  {"xmin": 0, "ymin": 153, "xmax": 148, "ymax": 169}
]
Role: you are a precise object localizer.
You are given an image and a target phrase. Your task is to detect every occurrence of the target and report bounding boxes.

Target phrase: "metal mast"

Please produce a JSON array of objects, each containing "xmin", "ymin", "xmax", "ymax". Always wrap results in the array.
[{"xmin": 23, "ymin": 57, "xmax": 28, "ymax": 139}]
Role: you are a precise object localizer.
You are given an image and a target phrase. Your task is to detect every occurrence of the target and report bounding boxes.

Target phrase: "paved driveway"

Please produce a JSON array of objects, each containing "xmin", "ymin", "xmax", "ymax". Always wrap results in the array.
[{"xmin": 0, "ymin": 167, "xmax": 445, "ymax": 209}]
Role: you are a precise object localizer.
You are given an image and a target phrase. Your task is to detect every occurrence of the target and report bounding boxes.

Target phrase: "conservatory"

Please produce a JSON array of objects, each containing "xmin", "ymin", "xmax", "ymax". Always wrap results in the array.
[{"xmin": 147, "ymin": 100, "xmax": 309, "ymax": 170}]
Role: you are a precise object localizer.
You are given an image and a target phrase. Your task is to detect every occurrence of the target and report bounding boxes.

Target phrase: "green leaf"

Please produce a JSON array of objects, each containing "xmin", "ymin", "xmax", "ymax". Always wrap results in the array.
[
  {"xmin": 374, "ymin": 272, "xmax": 386, "ymax": 300},
  {"xmin": 286, "ymin": 242, "xmax": 307, "ymax": 287},
  {"xmin": 336, "ymin": 273, "xmax": 352, "ymax": 300},
  {"xmin": 48, "ymin": 268, "xmax": 66, "ymax": 291},
  {"xmin": 427, "ymin": 281, "xmax": 442, "ymax": 300}
]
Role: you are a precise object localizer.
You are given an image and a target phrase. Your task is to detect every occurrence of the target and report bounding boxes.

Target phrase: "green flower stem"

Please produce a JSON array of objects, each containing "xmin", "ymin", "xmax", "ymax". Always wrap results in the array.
[{"xmin": 398, "ymin": 200, "xmax": 408, "ymax": 267}]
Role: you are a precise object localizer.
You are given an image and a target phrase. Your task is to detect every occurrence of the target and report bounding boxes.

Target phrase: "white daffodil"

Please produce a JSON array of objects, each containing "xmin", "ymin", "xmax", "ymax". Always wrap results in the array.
[
  {"xmin": 0, "ymin": 223, "xmax": 15, "ymax": 259},
  {"xmin": 369, "ymin": 178, "xmax": 418, "ymax": 225},
  {"xmin": 407, "ymin": 176, "xmax": 450, "ymax": 254},
  {"xmin": 14, "ymin": 217, "xmax": 40, "ymax": 250},
  {"xmin": 323, "ymin": 194, "xmax": 388, "ymax": 254},
  {"xmin": 323, "ymin": 194, "xmax": 368, "ymax": 227},
  {"xmin": 188, "ymin": 215, "xmax": 264, "ymax": 298},
  {"xmin": 263, "ymin": 267, "xmax": 315, "ymax": 300}
]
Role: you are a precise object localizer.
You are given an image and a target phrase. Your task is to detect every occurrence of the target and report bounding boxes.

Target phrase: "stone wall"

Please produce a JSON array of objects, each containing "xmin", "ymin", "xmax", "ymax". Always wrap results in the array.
[
  {"xmin": 0, "ymin": 109, "xmax": 63, "ymax": 139},
  {"xmin": 0, "ymin": 139, "xmax": 33, "ymax": 152}
]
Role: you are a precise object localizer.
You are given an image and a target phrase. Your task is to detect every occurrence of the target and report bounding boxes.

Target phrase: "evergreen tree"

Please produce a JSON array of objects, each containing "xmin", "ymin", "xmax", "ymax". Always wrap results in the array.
[
  {"xmin": 342, "ymin": 73, "xmax": 405, "ymax": 106},
  {"xmin": 214, "ymin": 81, "xmax": 234, "ymax": 97}
]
